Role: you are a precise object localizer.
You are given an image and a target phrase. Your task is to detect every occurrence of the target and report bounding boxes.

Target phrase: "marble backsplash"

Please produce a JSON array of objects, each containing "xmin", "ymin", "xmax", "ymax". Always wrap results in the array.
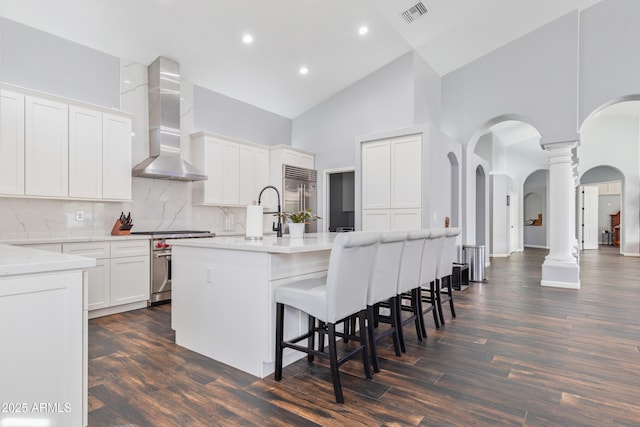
[
  {"xmin": 0, "ymin": 178, "xmax": 260, "ymax": 238},
  {"xmin": 0, "ymin": 58, "xmax": 267, "ymax": 240}
]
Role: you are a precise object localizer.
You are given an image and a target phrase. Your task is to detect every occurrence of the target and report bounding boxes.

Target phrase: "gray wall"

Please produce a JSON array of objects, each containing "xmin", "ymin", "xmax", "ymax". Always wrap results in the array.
[
  {"xmin": 194, "ymin": 85, "xmax": 291, "ymax": 146},
  {"xmin": 0, "ymin": 17, "xmax": 120, "ymax": 108},
  {"xmin": 442, "ymin": 11, "xmax": 579, "ymax": 143},
  {"xmin": 579, "ymin": 0, "xmax": 640, "ymax": 125}
]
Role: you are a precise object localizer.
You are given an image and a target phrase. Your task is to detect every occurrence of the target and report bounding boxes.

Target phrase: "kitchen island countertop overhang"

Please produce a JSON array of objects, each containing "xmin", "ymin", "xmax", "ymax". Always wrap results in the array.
[{"xmin": 170, "ymin": 233, "xmax": 339, "ymax": 378}]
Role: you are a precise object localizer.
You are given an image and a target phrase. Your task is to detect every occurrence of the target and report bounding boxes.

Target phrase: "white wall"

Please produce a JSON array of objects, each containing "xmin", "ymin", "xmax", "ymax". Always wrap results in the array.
[
  {"xmin": 579, "ymin": 0, "xmax": 640, "ymax": 125},
  {"xmin": 442, "ymin": 11, "xmax": 580, "ymax": 144},
  {"xmin": 0, "ymin": 18, "xmax": 120, "ymax": 108}
]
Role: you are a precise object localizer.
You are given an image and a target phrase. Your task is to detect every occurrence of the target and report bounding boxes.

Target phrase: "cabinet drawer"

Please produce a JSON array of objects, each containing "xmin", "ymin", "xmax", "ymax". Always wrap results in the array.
[
  {"xmin": 63, "ymin": 241, "xmax": 110, "ymax": 259},
  {"xmin": 19, "ymin": 243, "xmax": 63, "ymax": 253},
  {"xmin": 111, "ymin": 240, "xmax": 149, "ymax": 258}
]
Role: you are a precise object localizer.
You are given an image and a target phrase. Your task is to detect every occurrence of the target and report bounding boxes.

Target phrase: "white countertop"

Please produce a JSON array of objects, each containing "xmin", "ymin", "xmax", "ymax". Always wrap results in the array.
[
  {"xmin": 169, "ymin": 232, "xmax": 337, "ymax": 254},
  {"xmin": 0, "ymin": 233, "xmax": 150, "ymax": 245},
  {"xmin": 0, "ymin": 243, "xmax": 96, "ymax": 277}
]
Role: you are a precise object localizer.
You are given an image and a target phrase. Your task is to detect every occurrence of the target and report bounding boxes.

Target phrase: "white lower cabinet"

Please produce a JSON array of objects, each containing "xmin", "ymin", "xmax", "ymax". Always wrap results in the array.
[
  {"xmin": 62, "ymin": 239, "xmax": 149, "ymax": 316},
  {"xmin": 110, "ymin": 255, "xmax": 149, "ymax": 306},
  {"xmin": 0, "ymin": 269, "xmax": 85, "ymax": 426}
]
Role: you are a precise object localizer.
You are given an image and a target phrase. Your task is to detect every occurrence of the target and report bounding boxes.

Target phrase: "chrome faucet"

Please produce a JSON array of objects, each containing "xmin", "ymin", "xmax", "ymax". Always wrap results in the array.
[{"xmin": 258, "ymin": 185, "xmax": 283, "ymax": 237}]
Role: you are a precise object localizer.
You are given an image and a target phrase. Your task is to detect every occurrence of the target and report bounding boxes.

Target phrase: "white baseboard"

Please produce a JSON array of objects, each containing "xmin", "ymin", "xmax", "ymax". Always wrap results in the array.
[
  {"xmin": 490, "ymin": 253, "xmax": 509, "ymax": 258},
  {"xmin": 524, "ymin": 244, "xmax": 549, "ymax": 249},
  {"xmin": 622, "ymin": 252, "xmax": 640, "ymax": 257}
]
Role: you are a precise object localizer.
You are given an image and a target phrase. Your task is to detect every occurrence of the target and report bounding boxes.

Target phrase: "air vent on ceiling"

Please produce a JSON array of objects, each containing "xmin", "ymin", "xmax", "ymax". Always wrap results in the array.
[{"xmin": 400, "ymin": 2, "xmax": 428, "ymax": 24}]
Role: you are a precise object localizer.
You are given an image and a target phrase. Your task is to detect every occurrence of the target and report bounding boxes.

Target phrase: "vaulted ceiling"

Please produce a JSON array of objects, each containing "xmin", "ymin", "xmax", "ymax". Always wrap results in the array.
[{"xmin": 1, "ymin": 0, "xmax": 603, "ymax": 118}]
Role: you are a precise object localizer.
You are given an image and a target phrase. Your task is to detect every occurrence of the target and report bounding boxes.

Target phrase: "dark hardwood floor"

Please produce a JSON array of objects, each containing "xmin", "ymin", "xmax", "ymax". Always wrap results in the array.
[{"xmin": 88, "ymin": 246, "xmax": 640, "ymax": 426}]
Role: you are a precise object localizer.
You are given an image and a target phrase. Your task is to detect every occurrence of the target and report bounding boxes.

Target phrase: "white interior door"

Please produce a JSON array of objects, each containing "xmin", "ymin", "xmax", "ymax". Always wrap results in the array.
[{"xmin": 580, "ymin": 185, "xmax": 599, "ymax": 250}]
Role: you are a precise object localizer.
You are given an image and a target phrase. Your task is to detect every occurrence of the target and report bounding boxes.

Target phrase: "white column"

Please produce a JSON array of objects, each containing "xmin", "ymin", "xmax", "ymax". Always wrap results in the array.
[{"xmin": 540, "ymin": 137, "xmax": 580, "ymax": 289}]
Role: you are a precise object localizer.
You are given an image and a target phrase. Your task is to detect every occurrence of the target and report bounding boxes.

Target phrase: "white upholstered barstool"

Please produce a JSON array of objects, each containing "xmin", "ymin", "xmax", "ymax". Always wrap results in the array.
[
  {"xmin": 435, "ymin": 227, "xmax": 461, "ymax": 324},
  {"xmin": 366, "ymin": 230, "xmax": 406, "ymax": 373},
  {"xmin": 274, "ymin": 231, "xmax": 378, "ymax": 403},
  {"xmin": 418, "ymin": 228, "xmax": 445, "ymax": 338},
  {"xmin": 396, "ymin": 229, "xmax": 429, "ymax": 353}
]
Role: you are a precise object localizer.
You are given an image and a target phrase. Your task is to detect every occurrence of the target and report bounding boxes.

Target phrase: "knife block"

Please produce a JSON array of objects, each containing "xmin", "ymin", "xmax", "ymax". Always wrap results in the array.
[{"xmin": 111, "ymin": 219, "xmax": 131, "ymax": 236}]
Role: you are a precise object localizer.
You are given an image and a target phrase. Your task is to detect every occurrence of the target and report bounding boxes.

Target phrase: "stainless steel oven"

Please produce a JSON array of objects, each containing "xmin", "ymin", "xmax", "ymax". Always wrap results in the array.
[{"xmin": 131, "ymin": 230, "xmax": 215, "ymax": 305}]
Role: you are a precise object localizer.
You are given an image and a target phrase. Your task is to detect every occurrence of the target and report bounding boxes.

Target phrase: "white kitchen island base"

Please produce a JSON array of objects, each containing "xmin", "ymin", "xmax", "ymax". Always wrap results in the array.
[{"xmin": 171, "ymin": 234, "xmax": 336, "ymax": 378}]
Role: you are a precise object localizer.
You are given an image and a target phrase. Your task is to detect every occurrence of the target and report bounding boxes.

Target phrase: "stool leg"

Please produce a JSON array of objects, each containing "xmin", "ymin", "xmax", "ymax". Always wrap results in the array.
[
  {"xmin": 327, "ymin": 323, "xmax": 344, "ymax": 403},
  {"xmin": 389, "ymin": 296, "xmax": 402, "ymax": 357},
  {"xmin": 275, "ymin": 303, "xmax": 285, "ymax": 381},
  {"xmin": 318, "ymin": 321, "xmax": 326, "ymax": 352},
  {"xmin": 447, "ymin": 276, "xmax": 457, "ymax": 318},
  {"xmin": 431, "ymin": 282, "xmax": 440, "ymax": 329},
  {"xmin": 436, "ymin": 279, "xmax": 445, "ymax": 326},
  {"xmin": 416, "ymin": 291, "xmax": 428, "ymax": 338},
  {"xmin": 366, "ymin": 305, "xmax": 380, "ymax": 373},
  {"xmin": 396, "ymin": 295, "xmax": 406, "ymax": 353},
  {"xmin": 308, "ymin": 315, "xmax": 316, "ymax": 363},
  {"xmin": 358, "ymin": 309, "xmax": 373, "ymax": 380},
  {"xmin": 413, "ymin": 289, "xmax": 423, "ymax": 342}
]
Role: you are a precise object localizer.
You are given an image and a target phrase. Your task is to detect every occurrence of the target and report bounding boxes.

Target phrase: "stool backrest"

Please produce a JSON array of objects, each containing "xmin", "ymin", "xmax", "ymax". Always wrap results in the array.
[
  {"xmin": 368, "ymin": 231, "xmax": 407, "ymax": 306},
  {"xmin": 326, "ymin": 231, "xmax": 379, "ymax": 323},
  {"xmin": 436, "ymin": 227, "xmax": 461, "ymax": 280},
  {"xmin": 421, "ymin": 228, "xmax": 445, "ymax": 286},
  {"xmin": 397, "ymin": 229, "xmax": 429, "ymax": 294}
]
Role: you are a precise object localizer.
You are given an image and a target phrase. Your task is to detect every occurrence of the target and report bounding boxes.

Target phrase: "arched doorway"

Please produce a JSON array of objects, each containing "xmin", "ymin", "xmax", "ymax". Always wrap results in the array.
[
  {"xmin": 580, "ymin": 98, "xmax": 640, "ymax": 255},
  {"xmin": 448, "ymin": 152, "xmax": 460, "ymax": 227},
  {"xmin": 523, "ymin": 169, "xmax": 548, "ymax": 249},
  {"xmin": 475, "ymin": 165, "xmax": 486, "ymax": 246}
]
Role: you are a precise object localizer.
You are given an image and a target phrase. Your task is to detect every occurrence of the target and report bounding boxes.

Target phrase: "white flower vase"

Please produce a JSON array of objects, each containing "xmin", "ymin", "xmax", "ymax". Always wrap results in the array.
[{"xmin": 288, "ymin": 223, "xmax": 305, "ymax": 239}]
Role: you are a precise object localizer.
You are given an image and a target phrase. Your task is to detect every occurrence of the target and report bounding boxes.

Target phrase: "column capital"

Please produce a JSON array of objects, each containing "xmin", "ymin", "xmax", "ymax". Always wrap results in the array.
[{"xmin": 540, "ymin": 133, "xmax": 580, "ymax": 152}]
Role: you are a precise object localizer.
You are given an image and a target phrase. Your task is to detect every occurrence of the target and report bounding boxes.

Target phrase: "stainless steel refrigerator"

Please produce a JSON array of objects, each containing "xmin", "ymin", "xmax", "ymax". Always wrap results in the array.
[{"xmin": 282, "ymin": 165, "xmax": 318, "ymax": 233}]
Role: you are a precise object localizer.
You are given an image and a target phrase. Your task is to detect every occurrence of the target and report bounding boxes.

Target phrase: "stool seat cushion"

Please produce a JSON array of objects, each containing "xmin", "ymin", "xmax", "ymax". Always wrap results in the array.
[{"xmin": 275, "ymin": 277, "xmax": 328, "ymax": 321}]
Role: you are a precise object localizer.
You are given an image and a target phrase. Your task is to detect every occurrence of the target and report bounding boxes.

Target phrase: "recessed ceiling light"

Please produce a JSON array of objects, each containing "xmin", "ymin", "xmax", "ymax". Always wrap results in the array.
[
  {"xmin": 242, "ymin": 34, "xmax": 253, "ymax": 44},
  {"xmin": 358, "ymin": 26, "xmax": 369, "ymax": 36},
  {"xmin": 299, "ymin": 66, "xmax": 309, "ymax": 75}
]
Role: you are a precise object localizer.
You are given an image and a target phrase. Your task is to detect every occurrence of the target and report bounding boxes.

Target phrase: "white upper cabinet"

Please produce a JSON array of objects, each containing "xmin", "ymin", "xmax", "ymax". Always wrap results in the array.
[
  {"xmin": 222, "ymin": 141, "xmax": 240, "ymax": 205},
  {"xmin": 361, "ymin": 134, "xmax": 422, "ymax": 231},
  {"xmin": 25, "ymin": 95, "xmax": 69, "ymax": 197},
  {"xmin": 191, "ymin": 132, "xmax": 269, "ymax": 207},
  {"xmin": 0, "ymin": 89, "xmax": 25, "ymax": 195},
  {"xmin": 1, "ymin": 85, "xmax": 132, "ymax": 201},
  {"xmin": 69, "ymin": 105, "xmax": 103, "ymax": 198},
  {"xmin": 239, "ymin": 144, "xmax": 269, "ymax": 206},
  {"xmin": 102, "ymin": 113, "xmax": 132, "ymax": 200}
]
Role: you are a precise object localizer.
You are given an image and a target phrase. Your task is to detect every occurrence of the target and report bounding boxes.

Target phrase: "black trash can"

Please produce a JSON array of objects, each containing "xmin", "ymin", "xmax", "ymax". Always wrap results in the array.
[{"xmin": 463, "ymin": 245, "xmax": 485, "ymax": 282}]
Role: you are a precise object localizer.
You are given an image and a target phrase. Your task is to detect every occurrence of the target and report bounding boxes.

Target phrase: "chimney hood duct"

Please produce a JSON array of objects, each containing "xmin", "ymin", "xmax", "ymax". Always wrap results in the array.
[{"xmin": 132, "ymin": 56, "xmax": 207, "ymax": 182}]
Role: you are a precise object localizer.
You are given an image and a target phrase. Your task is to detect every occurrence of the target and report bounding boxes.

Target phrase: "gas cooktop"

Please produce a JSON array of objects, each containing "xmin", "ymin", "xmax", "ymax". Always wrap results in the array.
[{"xmin": 131, "ymin": 230, "xmax": 215, "ymax": 238}]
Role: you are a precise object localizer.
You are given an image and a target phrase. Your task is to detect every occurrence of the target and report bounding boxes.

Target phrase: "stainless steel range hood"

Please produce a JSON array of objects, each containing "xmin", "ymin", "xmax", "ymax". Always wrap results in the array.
[{"xmin": 132, "ymin": 56, "xmax": 207, "ymax": 181}]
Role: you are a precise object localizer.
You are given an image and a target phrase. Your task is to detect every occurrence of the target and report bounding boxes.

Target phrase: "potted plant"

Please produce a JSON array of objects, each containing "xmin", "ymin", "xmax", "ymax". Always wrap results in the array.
[{"xmin": 275, "ymin": 209, "xmax": 320, "ymax": 238}]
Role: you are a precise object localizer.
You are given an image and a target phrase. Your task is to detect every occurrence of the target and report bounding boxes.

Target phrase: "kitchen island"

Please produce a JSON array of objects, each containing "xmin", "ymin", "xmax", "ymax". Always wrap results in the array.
[
  {"xmin": 170, "ymin": 233, "xmax": 338, "ymax": 378},
  {"xmin": 0, "ymin": 244, "xmax": 95, "ymax": 427}
]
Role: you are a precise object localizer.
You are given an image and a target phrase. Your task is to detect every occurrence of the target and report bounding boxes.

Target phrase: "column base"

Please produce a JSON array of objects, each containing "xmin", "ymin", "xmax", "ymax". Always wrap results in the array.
[{"xmin": 541, "ymin": 259, "xmax": 580, "ymax": 289}]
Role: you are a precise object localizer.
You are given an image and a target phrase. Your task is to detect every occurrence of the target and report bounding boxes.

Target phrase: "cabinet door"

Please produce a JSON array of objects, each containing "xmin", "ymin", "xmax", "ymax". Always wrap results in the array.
[
  {"xmin": 362, "ymin": 140, "xmax": 391, "ymax": 209},
  {"xmin": 102, "ymin": 113, "xmax": 132, "ymax": 200},
  {"xmin": 0, "ymin": 90, "xmax": 25, "ymax": 195},
  {"xmin": 222, "ymin": 141, "xmax": 240, "ymax": 205},
  {"xmin": 200, "ymin": 137, "xmax": 224, "ymax": 204},
  {"xmin": 391, "ymin": 135, "xmax": 422, "ymax": 209},
  {"xmin": 69, "ymin": 106, "xmax": 102, "ymax": 198},
  {"xmin": 25, "ymin": 96, "xmax": 69, "ymax": 197},
  {"xmin": 390, "ymin": 208, "xmax": 422, "ymax": 231},
  {"xmin": 282, "ymin": 149, "xmax": 314, "ymax": 169},
  {"xmin": 362, "ymin": 209, "xmax": 390, "ymax": 231},
  {"xmin": 239, "ymin": 145, "xmax": 256, "ymax": 206},
  {"xmin": 87, "ymin": 258, "xmax": 110, "ymax": 310},
  {"xmin": 254, "ymin": 147, "xmax": 270, "ymax": 206},
  {"xmin": 110, "ymin": 255, "xmax": 150, "ymax": 306},
  {"xmin": 239, "ymin": 145, "xmax": 269, "ymax": 206}
]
